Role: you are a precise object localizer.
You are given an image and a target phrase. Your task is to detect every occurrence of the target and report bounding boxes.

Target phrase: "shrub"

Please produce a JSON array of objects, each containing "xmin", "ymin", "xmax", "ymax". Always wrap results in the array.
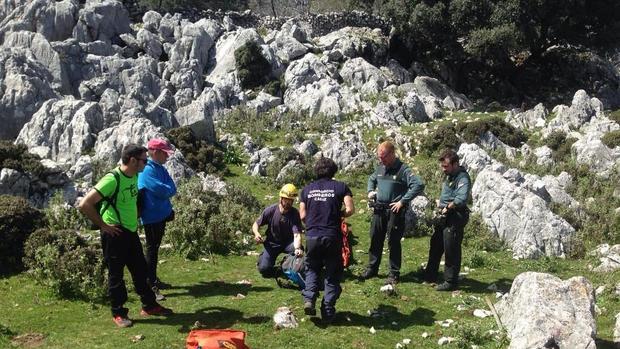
[
  {"xmin": 23, "ymin": 229, "xmax": 106, "ymax": 301},
  {"xmin": 0, "ymin": 141, "xmax": 48, "ymax": 178},
  {"xmin": 456, "ymin": 117, "xmax": 527, "ymax": 147},
  {"xmin": 166, "ymin": 179, "xmax": 259, "ymax": 259},
  {"xmin": 543, "ymin": 131, "xmax": 577, "ymax": 163},
  {"xmin": 608, "ymin": 110, "xmax": 620, "ymax": 124},
  {"xmin": 166, "ymin": 126, "xmax": 227, "ymax": 175},
  {"xmin": 235, "ymin": 41, "xmax": 271, "ymax": 90},
  {"xmin": 602, "ymin": 130, "xmax": 620, "ymax": 149},
  {"xmin": 44, "ymin": 191, "xmax": 90, "ymax": 231},
  {"xmin": 419, "ymin": 123, "xmax": 461, "ymax": 156},
  {"xmin": 265, "ymin": 147, "xmax": 304, "ymax": 179},
  {"xmin": 0, "ymin": 195, "xmax": 44, "ymax": 274}
]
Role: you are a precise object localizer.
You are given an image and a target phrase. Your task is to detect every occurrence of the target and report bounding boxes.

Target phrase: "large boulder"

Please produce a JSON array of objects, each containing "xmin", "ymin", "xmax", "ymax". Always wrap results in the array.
[
  {"xmin": 92, "ymin": 118, "xmax": 164, "ymax": 164},
  {"xmin": 283, "ymin": 53, "xmax": 334, "ymax": 91},
  {"xmin": 545, "ymin": 90, "xmax": 604, "ymax": 134},
  {"xmin": 319, "ymin": 127, "xmax": 372, "ymax": 172},
  {"xmin": 339, "ymin": 57, "xmax": 390, "ymax": 95},
  {"xmin": 413, "ymin": 76, "xmax": 472, "ymax": 110},
  {"xmin": 15, "ymin": 98, "xmax": 104, "ymax": 164},
  {"xmin": 572, "ymin": 132, "xmax": 620, "ymax": 177},
  {"xmin": 247, "ymin": 147, "xmax": 274, "ymax": 177},
  {"xmin": 495, "ymin": 272, "xmax": 596, "ymax": 349},
  {"xmin": 588, "ymin": 244, "xmax": 620, "ymax": 273},
  {"xmin": 472, "ymin": 166, "xmax": 576, "ymax": 259},
  {"xmin": 505, "ymin": 103, "xmax": 548, "ymax": 130},
  {"xmin": 3, "ymin": 31, "xmax": 70, "ymax": 92},
  {"xmin": 269, "ymin": 33, "xmax": 307, "ymax": 63},
  {"xmin": 316, "ymin": 27, "xmax": 388, "ymax": 65},
  {"xmin": 0, "ymin": 49, "xmax": 57, "ymax": 140},
  {"xmin": 0, "ymin": 0, "xmax": 78, "ymax": 43},
  {"xmin": 72, "ymin": 0, "xmax": 131, "ymax": 43},
  {"xmin": 284, "ymin": 78, "xmax": 345, "ymax": 117},
  {"xmin": 366, "ymin": 92, "xmax": 431, "ymax": 126},
  {"xmin": 206, "ymin": 28, "xmax": 264, "ymax": 86}
]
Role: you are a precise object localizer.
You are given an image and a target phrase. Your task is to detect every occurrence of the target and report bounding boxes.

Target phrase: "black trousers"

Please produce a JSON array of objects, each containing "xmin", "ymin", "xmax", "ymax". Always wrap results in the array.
[
  {"xmin": 144, "ymin": 220, "xmax": 166, "ymax": 285},
  {"xmin": 302, "ymin": 235, "xmax": 343, "ymax": 317},
  {"xmin": 100, "ymin": 228, "xmax": 156, "ymax": 317},
  {"xmin": 256, "ymin": 240, "xmax": 295, "ymax": 278},
  {"xmin": 367, "ymin": 209, "xmax": 405, "ymax": 276},
  {"xmin": 425, "ymin": 210, "xmax": 469, "ymax": 285}
]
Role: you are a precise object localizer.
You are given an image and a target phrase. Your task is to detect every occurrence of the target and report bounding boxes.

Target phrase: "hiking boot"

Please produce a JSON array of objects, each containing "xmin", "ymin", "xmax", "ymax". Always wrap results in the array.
[
  {"xmin": 141, "ymin": 303, "xmax": 173, "ymax": 316},
  {"xmin": 152, "ymin": 286, "xmax": 165, "ymax": 301},
  {"xmin": 360, "ymin": 269, "xmax": 378, "ymax": 280},
  {"xmin": 436, "ymin": 282, "xmax": 457, "ymax": 292},
  {"xmin": 153, "ymin": 278, "xmax": 172, "ymax": 290},
  {"xmin": 303, "ymin": 301, "xmax": 316, "ymax": 316},
  {"xmin": 321, "ymin": 313, "xmax": 335, "ymax": 325},
  {"xmin": 384, "ymin": 274, "xmax": 399, "ymax": 285},
  {"xmin": 112, "ymin": 315, "xmax": 133, "ymax": 328}
]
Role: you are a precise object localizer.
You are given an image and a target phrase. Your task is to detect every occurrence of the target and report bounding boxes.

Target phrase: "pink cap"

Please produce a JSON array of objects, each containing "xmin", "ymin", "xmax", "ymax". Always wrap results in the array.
[{"xmin": 147, "ymin": 138, "xmax": 174, "ymax": 155}]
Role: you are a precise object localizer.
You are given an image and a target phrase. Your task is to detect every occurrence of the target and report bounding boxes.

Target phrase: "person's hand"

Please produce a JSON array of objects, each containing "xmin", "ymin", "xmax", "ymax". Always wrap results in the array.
[
  {"xmin": 441, "ymin": 207, "xmax": 448, "ymax": 215},
  {"xmin": 101, "ymin": 223, "xmax": 122, "ymax": 236},
  {"xmin": 254, "ymin": 234, "xmax": 264, "ymax": 244},
  {"xmin": 389, "ymin": 201, "xmax": 404, "ymax": 213},
  {"xmin": 294, "ymin": 247, "xmax": 304, "ymax": 256},
  {"xmin": 367, "ymin": 191, "xmax": 377, "ymax": 200}
]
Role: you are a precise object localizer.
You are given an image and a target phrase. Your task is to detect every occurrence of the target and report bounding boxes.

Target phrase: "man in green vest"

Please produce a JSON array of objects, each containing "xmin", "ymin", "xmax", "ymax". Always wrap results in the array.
[
  {"xmin": 79, "ymin": 144, "xmax": 173, "ymax": 328},
  {"xmin": 361, "ymin": 141, "xmax": 425, "ymax": 285},
  {"xmin": 423, "ymin": 148, "xmax": 471, "ymax": 291}
]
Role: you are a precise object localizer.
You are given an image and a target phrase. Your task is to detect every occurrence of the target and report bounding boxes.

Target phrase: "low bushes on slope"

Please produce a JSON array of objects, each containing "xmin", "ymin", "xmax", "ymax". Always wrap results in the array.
[
  {"xmin": 0, "ymin": 195, "xmax": 44, "ymax": 275},
  {"xmin": 23, "ymin": 229, "xmax": 106, "ymax": 301},
  {"xmin": 166, "ymin": 126, "xmax": 227, "ymax": 174}
]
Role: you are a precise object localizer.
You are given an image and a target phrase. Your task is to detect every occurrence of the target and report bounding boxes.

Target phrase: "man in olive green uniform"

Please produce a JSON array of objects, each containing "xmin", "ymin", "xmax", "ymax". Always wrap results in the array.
[
  {"xmin": 424, "ymin": 149, "xmax": 471, "ymax": 291},
  {"xmin": 361, "ymin": 141, "xmax": 425, "ymax": 285}
]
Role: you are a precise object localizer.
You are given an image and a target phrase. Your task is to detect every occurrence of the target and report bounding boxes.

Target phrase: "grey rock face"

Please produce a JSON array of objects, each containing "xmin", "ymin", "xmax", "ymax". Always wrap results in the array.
[
  {"xmin": 0, "ymin": 168, "xmax": 30, "ymax": 198},
  {"xmin": 246, "ymin": 92, "xmax": 281, "ymax": 113},
  {"xmin": 72, "ymin": 0, "xmax": 131, "ymax": 43},
  {"xmin": 317, "ymin": 26, "xmax": 388, "ymax": 65},
  {"xmin": 320, "ymin": 127, "xmax": 372, "ymax": 171},
  {"xmin": 0, "ymin": 0, "xmax": 78, "ymax": 43},
  {"xmin": 457, "ymin": 143, "xmax": 498, "ymax": 176},
  {"xmin": 3, "ymin": 31, "xmax": 70, "ymax": 92},
  {"xmin": 247, "ymin": 147, "xmax": 274, "ymax": 176},
  {"xmin": 366, "ymin": 92, "xmax": 430, "ymax": 126},
  {"xmin": 136, "ymin": 28, "xmax": 162, "ymax": 59},
  {"xmin": 588, "ymin": 244, "xmax": 620, "ymax": 273},
  {"xmin": 16, "ymin": 98, "xmax": 104, "ymax": 164},
  {"xmin": 546, "ymin": 90, "xmax": 604, "ymax": 134},
  {"xmin": 93, "ymin": 118, "xmax": 164, "ymax": 164},
  {"xmin": 142, "ymin": 10, "xmax": 162, "ymax": 32},
  {"xmin": 472, "ymin": 167, "xmax": 575, "ymax": 259},
  {"xmin": 0, "ymin": 49, "xmax": 57, "ymax": 140},
  {"xmin": 206, "ymin": 28, "xmax": 263, "ymax": 85},
  {"xmin": 294, "ymin": 140, "xmax": 318, "ymax": 157},
  {"xmin": 339, "ymin": 57, "xmax": 390, "ymax": 95},
  {"xmin": 413, "ymin": 76, "xmax": 472, "ymax": 111},
  {"xmin": 405, "ymin": 195, "xmax": 431, "ymax": 236},
  {"xmin": 505, "ymin": 103, "xmax": 548, "ymax": 130},
  {"xmin": 269, "ymin": 33, "xmax": 307, "ymax": 63},
  {"xmin": 572, "ymin": 132, "xmax": 620, "ymax": 176},
  {"xmin": 280, "ymin": 19, "xmax": 312, "ymax": 43},
  {"xmin": 197, "ymin": 172, "xmax": 226, "ymax": 195},
  {"xmin": 284, "ymin": 77, "xmax": 344, "ymax": 117},
  {"xmin": 534, "ymin": 145, "xmax": 554, "ymax": 166},
  {"xmin": 283, "ymin": 53, "xmax": 334, "ymax": 90},
  {"xmin": 495, "ymin": 272, "xmax": 596, "ymax": 349}
]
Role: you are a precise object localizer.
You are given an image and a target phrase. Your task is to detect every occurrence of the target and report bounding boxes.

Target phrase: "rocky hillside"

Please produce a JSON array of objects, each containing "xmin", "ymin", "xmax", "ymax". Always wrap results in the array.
[{"xmin": 0, "ymin": 1, "xmax": 620, "ymax": 346}]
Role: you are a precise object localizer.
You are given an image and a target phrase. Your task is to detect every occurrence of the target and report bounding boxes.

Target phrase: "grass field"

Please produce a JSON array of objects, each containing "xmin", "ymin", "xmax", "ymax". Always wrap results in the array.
[{"xmin": 1, "ymin": 182, "xmax": 619, "ymax": 348}]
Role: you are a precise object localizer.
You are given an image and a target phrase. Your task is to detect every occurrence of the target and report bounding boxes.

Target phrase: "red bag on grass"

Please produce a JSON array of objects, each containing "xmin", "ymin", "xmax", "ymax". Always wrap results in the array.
[
  {"xmin": 186, "ymin": 329, "xmax": 249, "ymax": 349},
  {"xmin": 341, "ymin": 219, "xmax": 351, "ymax": 268}
]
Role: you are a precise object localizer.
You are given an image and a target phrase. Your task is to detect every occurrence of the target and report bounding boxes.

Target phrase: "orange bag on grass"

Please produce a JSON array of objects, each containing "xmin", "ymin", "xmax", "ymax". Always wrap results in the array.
[{"xmin": 186, "ymin": 329, "xmax": 249, "ymax": 349}]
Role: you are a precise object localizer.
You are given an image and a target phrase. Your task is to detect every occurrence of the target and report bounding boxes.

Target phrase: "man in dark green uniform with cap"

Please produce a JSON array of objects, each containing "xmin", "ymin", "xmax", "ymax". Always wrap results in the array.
[
  {"xmin": 424, "ymin": 148, "xmax": 471, "ymax": 291},
  {"xmin": 361, "ymin": 141, "xmax": 425, "ymax": 285}
]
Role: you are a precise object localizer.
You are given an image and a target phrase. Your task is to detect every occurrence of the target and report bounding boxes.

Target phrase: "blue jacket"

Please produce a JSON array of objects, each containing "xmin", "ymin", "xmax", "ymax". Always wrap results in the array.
[{"xmin": 138, "ymin": 159, "xmax": 177, "ymax": 225}]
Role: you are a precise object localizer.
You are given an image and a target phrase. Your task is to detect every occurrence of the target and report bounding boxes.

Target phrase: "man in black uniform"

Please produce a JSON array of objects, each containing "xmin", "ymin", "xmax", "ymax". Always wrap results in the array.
[
  {"xmin": 361, "ymin": 141, "xmax": 425, "ymax": 285},
  {"xmin": 424, "ymin": 149, "xmax": 471, "ymax": 291},
  {"xmin": 300, "ymin": 157, "xmax": 354, "ymax": 324}
]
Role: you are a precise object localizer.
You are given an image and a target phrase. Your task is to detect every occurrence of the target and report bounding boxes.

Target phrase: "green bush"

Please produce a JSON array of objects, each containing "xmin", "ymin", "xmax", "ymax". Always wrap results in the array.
[
  {"xmin": 544, "ymin": 131, "xmax": 577, "ymax": 162},
  {"xmin": 166, "ymin": 179, "xmax": 259, "ymax": 259},
  {"xmin": 23, "ymin": 229, "xmax": 106, "ymax": 301},
  {"xmin": 602, "ymin": 130, "xmax": 620, "ymax": 149},
  {"xmin": 235, "ymin": 41, "xmax": 271, "ymax": 90},
  {"xmin": 44, "ymin": 191, "xmax": 90, "ymax": 231},
  {"xmin": 607, "ymin": 110, "xmax": 620, "ymax": 124},
  {"xmin": 419, "ymin": 123, "xmax": 461, "ymax": 156},
  {"xmin": 0, "ymin": 195, "xmax": 44, "ymax": 274},
  {"xmin": 166, "ymin": 126, "xmax": 227, "ymax": 175},
  {"xmin": 457, "ymin": 117, "xmax": 527, "ymax": 147},
  {"xmin": 0, "ymin": 141, "xmax": 48, "ymax": 178}
]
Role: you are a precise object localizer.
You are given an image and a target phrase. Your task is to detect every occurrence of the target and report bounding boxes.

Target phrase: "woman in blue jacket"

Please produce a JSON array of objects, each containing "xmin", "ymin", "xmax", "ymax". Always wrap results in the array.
[{"xmin": 138, "ymin": 138, "xmax": 177, "ymax": 301}]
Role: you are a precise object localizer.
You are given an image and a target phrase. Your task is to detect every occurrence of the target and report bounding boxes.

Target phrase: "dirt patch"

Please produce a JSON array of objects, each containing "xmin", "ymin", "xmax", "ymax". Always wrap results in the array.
[{"xmin": 10, "ymin": 333, "xmax": 46, "ymax": 348}]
